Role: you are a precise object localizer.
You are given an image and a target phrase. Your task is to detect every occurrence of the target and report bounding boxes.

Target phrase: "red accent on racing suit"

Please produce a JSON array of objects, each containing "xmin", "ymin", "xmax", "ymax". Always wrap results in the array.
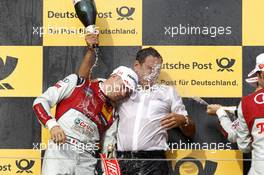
[
  {"xmin": 33, "ymin": 74, "xmax": 115, "ymax": 145},
  {"xmin": 237, "ymin": 88, "xmax": 264, "ymax": 175}
]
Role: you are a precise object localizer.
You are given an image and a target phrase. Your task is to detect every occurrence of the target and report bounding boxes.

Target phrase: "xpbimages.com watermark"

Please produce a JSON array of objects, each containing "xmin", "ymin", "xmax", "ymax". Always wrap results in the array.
[
  {"xmin": 168, "ymin": 140, "xmax": 232, "ymax": 153},
  {"xmin": 32, "ymin": 26, "xmax": 97, "ymax": 37},
  {"xmin": 32, "ymin": 25, "xmax": 136, "ymax": 37},
  {"xmin": 102, "ymin": 83, "xmax": 169, "ymax": 95},
  {"xmin": 33, "ymin": 140, "xmax": 100, "ymax": 154},
  {"xmin": 164, "ymin": 24, "xmax": 232, "ymax": 38},
  {"xmin": 33, "ymin": 140, "xmax": 232, "ymax": 154}
]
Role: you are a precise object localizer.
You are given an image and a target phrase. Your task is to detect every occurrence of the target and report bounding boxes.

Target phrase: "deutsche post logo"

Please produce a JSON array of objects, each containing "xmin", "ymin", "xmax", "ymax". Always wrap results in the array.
[
  {"xmin": 116, "ymin": 6, "xmax": 135, "ymax": 20},
  {"xmin": 216, "ymin": 57, "xmax": 235, "ymax": 72},
  {"xmin": 173, "ymin": 157, "xmax": 218, "ymax": 175},
  {"xmin": 16, "ymin": 159, "xmax": 35, "ymax": 173},
  {"xmin": 0, "ymin": 56, "xmax": 18, "ymax": 90}
]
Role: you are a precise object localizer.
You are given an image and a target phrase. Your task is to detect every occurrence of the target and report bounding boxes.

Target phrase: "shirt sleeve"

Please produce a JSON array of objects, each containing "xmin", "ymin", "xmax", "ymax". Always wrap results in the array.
[
  {"xmin": 216, "ymin": 108, "xmax": 237, "ymax": 143},
  {"xmin": 236, "ymin": 102, "xmax": 252, "ymax": 153},
  {"xmin": 33, "ymin": 74, "xmax": 78, "ymax": 130},
  {"xmin": 170, "ymin": 86, "xmax": 188, "ymax": 116}
]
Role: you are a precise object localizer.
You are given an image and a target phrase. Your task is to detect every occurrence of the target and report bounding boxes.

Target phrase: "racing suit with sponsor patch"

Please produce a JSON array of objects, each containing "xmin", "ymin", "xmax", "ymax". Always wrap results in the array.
[
  {"xmin": 33, "ymin": 74, "xmax": 115, "ymax": 175},
  {"xmin": 237, "ymin": 88, "xmax": 264, "ymax": 175},
  {"xmin": 216, "ymin": 107, "xmax": 256, "ymax": 175},
  {"xmin": 216, "ymin": 107, "xmax": 239, "ymax": 143}
]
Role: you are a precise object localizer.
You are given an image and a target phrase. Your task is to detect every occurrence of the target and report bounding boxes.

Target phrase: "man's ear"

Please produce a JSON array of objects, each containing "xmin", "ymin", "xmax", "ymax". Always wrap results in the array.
[
  {"xmin": 110, "ymin": 74, "xmax": 117, "ymax": 80},
  {"xmin": 257, "ymin": 72, "xmax": 263, "ymax": 79},
  {"xmin": 134, "ymin": 60, "xmax": 140, "ymax": 70}
]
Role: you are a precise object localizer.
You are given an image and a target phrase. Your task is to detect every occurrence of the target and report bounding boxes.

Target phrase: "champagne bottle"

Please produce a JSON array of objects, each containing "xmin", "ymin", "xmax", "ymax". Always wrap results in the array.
[
  {"xmin": 73, "ymin": 0, "xmax": 99, "ymax": 78},
  {"xmin": 221, "ymin": 106, "xmax": 237, "ymax": 114},
  {"xmin": 106, "ymin": 144, "xmax": 114, "ymax": 158},
  {"xmin": 73, "ymin": 0, "xmax": 97, "ymax": 34}
]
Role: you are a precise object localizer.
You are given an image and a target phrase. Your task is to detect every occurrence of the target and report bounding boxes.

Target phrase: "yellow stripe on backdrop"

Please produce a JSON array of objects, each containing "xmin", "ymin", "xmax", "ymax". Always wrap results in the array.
[
  {"xmin": 0, "ymin": 149, "xmax": 41, "ymax": 175},
  {"xmin": 143, "ymin": 46, "xmax": 242, "ymax": 98},
  {"xmin": 243, "ymin": 0, "xmax": 264, "ymax": 46},
  {"xmin": 0, "ymin": 46, "xmax": 42, "ymax": 97},
  {"xmin": 43, "ymin": 0, "xmax": 142, "ymax": 46},
  {"xmin": 166, "ymin": 150, "xmax": 243, "ymax": 175}
]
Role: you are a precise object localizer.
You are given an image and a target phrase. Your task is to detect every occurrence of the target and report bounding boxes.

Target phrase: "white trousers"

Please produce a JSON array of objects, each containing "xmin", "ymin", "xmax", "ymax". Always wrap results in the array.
[{"xmin": 42, "ymin": 141, "xmax": 97, "ymax": 175}]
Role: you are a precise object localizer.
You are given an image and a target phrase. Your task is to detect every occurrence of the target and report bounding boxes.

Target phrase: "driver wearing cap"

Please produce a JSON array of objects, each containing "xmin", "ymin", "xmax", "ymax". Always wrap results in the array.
[
  {"xmin": 33, "ymin": 48, "xmax": 138, "ymax": 175},
  {"xmin": 236, "ymin": 53, "xmax": 264, "ymax": 175}
]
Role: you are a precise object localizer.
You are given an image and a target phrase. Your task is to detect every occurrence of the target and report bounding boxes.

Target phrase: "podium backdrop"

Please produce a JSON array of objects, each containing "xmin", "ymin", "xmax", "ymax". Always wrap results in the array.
[{"xmin": 1, "ymin": 0, "xmax": 264, "ymax": 174}]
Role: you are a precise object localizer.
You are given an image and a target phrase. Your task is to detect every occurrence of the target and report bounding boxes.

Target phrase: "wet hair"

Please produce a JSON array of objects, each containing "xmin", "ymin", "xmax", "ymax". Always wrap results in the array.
[{"xmin": 136, "ymin": 47, "xmax": 162, "ymax": 64}]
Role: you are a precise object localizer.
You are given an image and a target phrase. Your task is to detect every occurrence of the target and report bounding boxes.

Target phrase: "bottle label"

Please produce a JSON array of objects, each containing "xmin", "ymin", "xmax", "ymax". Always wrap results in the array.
[{"xmin": 86, "ymin": 25, "xmax": 99, "ymax": 34}]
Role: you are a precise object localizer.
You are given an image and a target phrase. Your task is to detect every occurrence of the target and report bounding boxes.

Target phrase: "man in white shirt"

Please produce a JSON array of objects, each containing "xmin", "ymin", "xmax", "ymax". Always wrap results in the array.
[
  {"xmin": 80, "ymin": 34, "xmax": 196, "ymax": 175},
  {"xmin": 115, "ymin": 47, "xmax": 195, "ymax": 175}
]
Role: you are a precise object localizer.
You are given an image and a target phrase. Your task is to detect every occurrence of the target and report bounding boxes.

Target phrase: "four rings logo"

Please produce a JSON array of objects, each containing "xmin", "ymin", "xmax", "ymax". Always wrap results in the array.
[
  {"xmin": 254, "ymin": 93, "xmax": 264, "ymax": 104},
  {"xmin": 16, "ymin": 159, "xmax": 35, "ymax": 173},
  {"xmin": 216, "ymin": 57, "xmax": 235, "ymax": 72},
  {"xmin": 116, "ymin": 6, "xmax": 135, "ymax": 20},
  {"xmin": 0, "ymin": 56, "xmax": 18, "ymax": 90}
]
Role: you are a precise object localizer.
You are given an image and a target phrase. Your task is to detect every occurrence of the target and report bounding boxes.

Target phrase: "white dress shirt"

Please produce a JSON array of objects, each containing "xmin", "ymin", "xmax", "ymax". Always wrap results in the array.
[{"xmin": 117, "ymin": 84, "xmax": 188, "ymax": 151}]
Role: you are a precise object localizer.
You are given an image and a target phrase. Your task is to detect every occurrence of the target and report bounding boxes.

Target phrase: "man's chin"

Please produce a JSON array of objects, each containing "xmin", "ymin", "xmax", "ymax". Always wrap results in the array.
[
  {"xmin": 112, "ymin": 97, "xmax": 128, "ymax": 104},
  {"xmin": 109, "ymin": 96, "xmax": 121, "ymax": 102}
]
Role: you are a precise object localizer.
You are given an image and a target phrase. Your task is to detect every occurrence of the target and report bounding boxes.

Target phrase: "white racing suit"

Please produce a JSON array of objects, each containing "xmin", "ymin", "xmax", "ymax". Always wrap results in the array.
[
  {"xmin": 33, "ymin": 74, "xmax": 116, "ymax": 175},
  {"xmin": 216, "ymin": 107, "xmax": 256, "ymax": 175},
  {"xmin": 216, "ymin": 106, "xmax": 239, "ymax": 143},
  {"xmin": 237, "ymin": 88, "xmax": 264, "ymax": 175}
]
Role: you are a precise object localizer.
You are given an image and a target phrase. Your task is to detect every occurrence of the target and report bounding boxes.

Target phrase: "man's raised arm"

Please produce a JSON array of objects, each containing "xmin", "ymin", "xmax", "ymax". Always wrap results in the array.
[{"xmin": 78, "ymin": 34, "xmax": 99, "ymax": 79}]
